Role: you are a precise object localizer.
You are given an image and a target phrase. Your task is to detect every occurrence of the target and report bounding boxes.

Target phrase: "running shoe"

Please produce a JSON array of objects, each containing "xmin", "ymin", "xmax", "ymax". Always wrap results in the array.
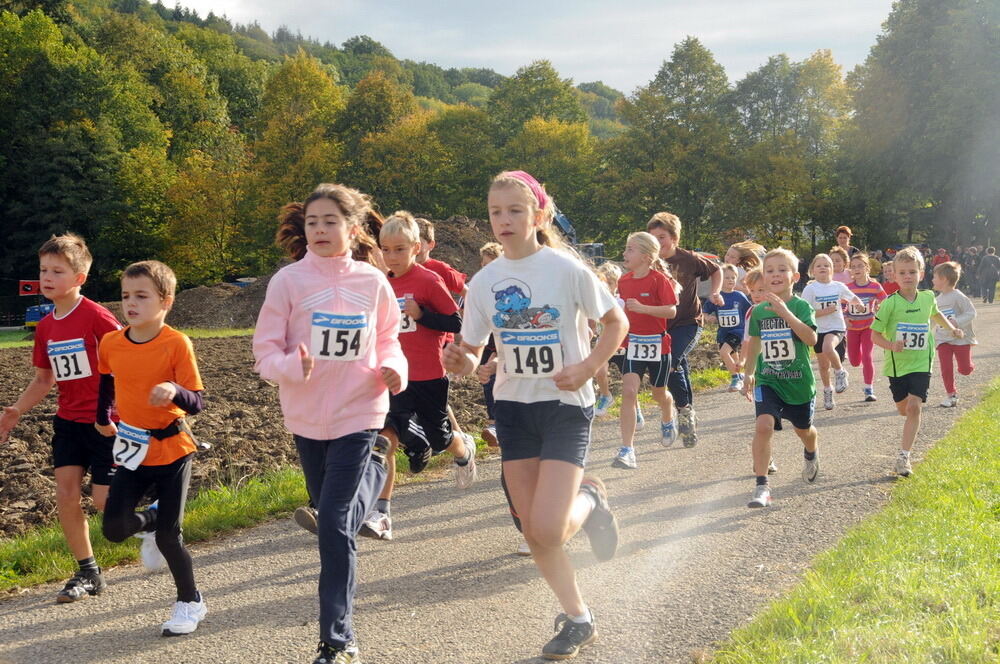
[
  {"xmin": 678, "ymin": 405, "xmax": 698, "ymax": 447},
  {"xmin": 313, "ymin": 641, "xmax": 360, "ymax": 664},
  {"xmin": 802, "ymin": 453, "xmax": 819, "ymax": 483},
  {"xmin": 481, "ymin": 424, "xmax": 499, "ymax": 447},
  {"xmin": 823, "ymin": 388, "xmax": 835, "ymax": 411},
  {"xmin": 728, "ymin": 375, "xmax": 741, "ymax": 392},
  {"xmin": 359, "ymin": 511, "xmax": 393, "ymax": 540},
  {"xmin": 594, "ymin": 394, "xmax": 613, "ymax": 417},
  {"xmin": 161, "ymin": 594, "xmax": 207, "ymax": 636},
  {"xmin": 660, "ymin": 418, "xmax": 678, "ymax": 448},
  {"xmin": 635, "ymin": 407, "xmax": 645, "ymax": 430},
  {"xmin": 453, "ymin": 432, "xmax": 478, "ymax": 489},
  {"xmin": 55, "ymin": 569, "xmax": 106, "ymax": 603},
  {"xmin": 139, "ymin": 531, "xmax": 167, "ymax": 572},
  {"xmin": 542, "ymin": 613, "xmax": 597, "ymax": 660},
  {"xmin": 517, "ymin": 538, "xmax": 532, "ymax": 556},
  {"xmin": 403, "ymin": 439, "xmax": 431, "ymax": 474},
  {"xmin": 835, "ymin": 369, "xmax": 849, "ymax": 394},
  {"xmin": 767, "ymin": 458, "xmax": 778, "ymax": 475},
  {"xmin": 864, "ymin": 387, "xmax": 877, "ymax": 402},
  {"xmin": 579, "ymin": 476, "xmax": 619, "ymax": 562},
  {"xmin": 939, "ymin": 394, "xmax": 958, "ymax": 408},
  {"xmin": 293, "ymin": 506, "xmax": 318, "ymax": 535},
  {"xmin": 895, "ymin": 450, "xmax": 912, "ymax": 477},
  {"xmin": 611, "ymin": 446, "xmax": 637, "ymax": 469},
  {"xmin": 747, "ymin": 485, "xmax": 771, "ymax": 508}
]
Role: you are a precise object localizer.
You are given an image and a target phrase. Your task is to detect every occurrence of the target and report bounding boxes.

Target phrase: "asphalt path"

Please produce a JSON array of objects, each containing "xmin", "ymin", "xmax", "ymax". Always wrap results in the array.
[{"xmin": 3, "ymin": 303, "xmax": 999, "ymax": 664}]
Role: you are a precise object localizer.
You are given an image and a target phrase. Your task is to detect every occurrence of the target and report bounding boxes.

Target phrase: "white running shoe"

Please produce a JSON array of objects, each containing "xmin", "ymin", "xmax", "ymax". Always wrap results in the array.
[
  {"xmin": 594, "ymin": 394, "xmax": 613, "ymax": 417},
  {"xmin": 660, "ymin": 416, "xmax": 678, "ymax": 448},
  {"xmin": 835, "ymin": 369, "xmax": 849, "ymax": 394},
  {"xmin": 516, "ymin": 539, "xmax": 531, "ymax": 556},
  {"xmin": 895, "ymin": 451, "xmax": 912, "ymax": 477},
  {"xmin": 939, "ymin": 394, "xmax": 958, "ymax": 408},
  {"xmin": 481, "ymin": 425, "xmax": 499, "ymax": 447},
  {"xmin": 454, "ymin": 432, "xmax": 478, "ymax": 489},
  {"xmin": 747, "ymin": 485, "xmax": 771, "ymax": 508},
  {"xmin": 635, "ymin": 408, "xmax": 645, "ymax": 430},
  {"xmin": 138, "ymin": 532, "xmax": 167, "ymax": 572},
  {"xmin": 611, "ymin": 446, "xmax": 637, "ymax": 469},
  {"xmin": 359, "ymin": 511, "xmax": 393, "ymax": 540},
  {"xmin": 161, "ymin": 595, "xmax": 207, "ymax": 636},
  {"xmin": 823, "ymin": 388, "xmax": 835, "ymax": 411},
  {"xmin": 802, "ymin": 453, "xmax": 819, "ymax": 483}
]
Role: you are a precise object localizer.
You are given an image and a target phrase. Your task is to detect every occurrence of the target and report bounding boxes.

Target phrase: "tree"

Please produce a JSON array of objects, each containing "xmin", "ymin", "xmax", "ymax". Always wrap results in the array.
[
  {"xmin": 486, "ymin": 60, "xmax": 587, "ymax": 143},
  {"xmin": 335, "ymin": 70, "xmax": 415, "ymax": 152},
  {"xmin": 427, "ymin": 106, "xmax": 500, "ymax": 215}
]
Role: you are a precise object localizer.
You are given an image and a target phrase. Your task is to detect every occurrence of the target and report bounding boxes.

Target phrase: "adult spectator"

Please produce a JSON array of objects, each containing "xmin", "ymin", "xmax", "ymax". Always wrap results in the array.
[
  {"xmin": 960, "ymin": 247, "xmax": 980, "ymax": 297},
  {"xmin": 834, "ymin": 225, "xmax": 861, "ymax": 257},
  {"xmin": 646, "ymin": 212, "xmax": 722, "ymax": 448},
  {"xmin": 931, "ymin": 247, "xmax": 951, "ymax": 267},
  {"xmin": 977, "ymin": 247, "xmax": 1000, "ymax": 304}
]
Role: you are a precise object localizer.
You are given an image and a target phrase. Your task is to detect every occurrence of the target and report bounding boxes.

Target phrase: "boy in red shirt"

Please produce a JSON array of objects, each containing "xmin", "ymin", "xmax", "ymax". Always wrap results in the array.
[
  {"xmin": 415, "ymin": 217, "xmax": 469, "ymax": 299},
  {"xmin": 0, "ymin": 233, "xmax": 120, "ymax": 603},
  {"xmin": 361, "ymin": 212, "xmax": 477, "ymax": 541}
]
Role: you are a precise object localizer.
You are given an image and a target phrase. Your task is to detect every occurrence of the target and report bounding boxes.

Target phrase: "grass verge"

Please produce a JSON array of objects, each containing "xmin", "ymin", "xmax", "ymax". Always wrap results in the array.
[
  {"xmin": 708, "ymin": 378, "xmax": 1000, "ymax": 664},
  {"xmin": 0, "ymin": 329, "xmax": 31, "ymax": 349},
  {"xmin": 0, "ymin": 327, "xmax": 254, "ymax": 351}
]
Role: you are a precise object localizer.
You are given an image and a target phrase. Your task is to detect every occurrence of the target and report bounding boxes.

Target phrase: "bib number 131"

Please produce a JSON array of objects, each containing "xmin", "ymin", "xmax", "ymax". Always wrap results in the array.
[
  {"xmin": 47, "ymin": 338, "xmax": 92, "ymax": 381},
  {"xmin": 500, "ymin": 329, "xmax": 563, "ymax": 378},
  {"xmin": 311, "ymin": 312, "xmax": 367, "ymax": 361}
]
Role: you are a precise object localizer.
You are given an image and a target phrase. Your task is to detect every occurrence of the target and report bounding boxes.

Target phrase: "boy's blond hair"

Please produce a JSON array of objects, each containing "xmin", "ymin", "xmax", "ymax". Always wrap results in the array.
[
  {"xmin": 595, "ymin": 261, "xmax": 623, "ymax": 291},
  {"xmin": 744, "ymin": 267, "xmax": 764, "ymax": 288},
  {"xmin": 380, "ymin": 211, "xmax": 420, "ymax": 245},
  {"xmin": 415, "ymin": 217, "xmax": 434, "ymax": 244},
  {"xmin": 720, "ymin": 263, "xmax": 739, "ymax": 279},
  {"xmin": 479, "ymin": 242, "xmax": 502, "ymax": 260},
  {"xmin": 763, "ymin": 247, "xmax": 800, "ymax": 273},
  {"xmin": 893, "ymin": 246, "xmax": 925, "ymax": 271},
  {"xmin": 933, "ymin": 261, "xmax": 961, "ymax": 286},
  {"xmin": 646, "ymin": 212, "xmax": 681, "ymax": 240},
  {"xmin": 38, "ymin": 233, "xmax": 93, "ymax": 275},
  {"xmin": 122, "ymin": 260, "xmax": 177, "ymax": 300}
]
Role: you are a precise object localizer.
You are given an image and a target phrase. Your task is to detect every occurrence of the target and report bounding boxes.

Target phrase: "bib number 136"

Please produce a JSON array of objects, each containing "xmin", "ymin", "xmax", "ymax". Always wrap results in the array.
[
  {"xmin": 896, "ymin": 322, "xmax": 928, "ymax": 350},
  {"xmin": 311, "ymin": 312, "xmax": 367, "ymax": 361},
  {"xmin": 500, "ymin": 329, "xmax": 563, "ymax": 378}
]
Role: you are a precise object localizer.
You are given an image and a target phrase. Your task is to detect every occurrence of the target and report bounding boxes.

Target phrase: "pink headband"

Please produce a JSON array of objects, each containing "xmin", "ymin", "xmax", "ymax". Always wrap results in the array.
[{"xmin": 500, "ymin": 170, "xmax": 547, "ymax": 210}]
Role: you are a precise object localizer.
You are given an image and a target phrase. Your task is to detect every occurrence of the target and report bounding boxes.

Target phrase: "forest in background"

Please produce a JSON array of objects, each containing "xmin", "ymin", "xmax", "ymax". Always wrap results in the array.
[{"xmin": 0, "ymin": 0, "xmax": 997, "ymax": 296}]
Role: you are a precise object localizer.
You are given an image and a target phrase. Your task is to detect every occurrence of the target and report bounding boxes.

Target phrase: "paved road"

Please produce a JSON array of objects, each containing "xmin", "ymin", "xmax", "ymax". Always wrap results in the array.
[{"xmin": 3, "ymin": 304, "xmax": 998, "ymax": 664}]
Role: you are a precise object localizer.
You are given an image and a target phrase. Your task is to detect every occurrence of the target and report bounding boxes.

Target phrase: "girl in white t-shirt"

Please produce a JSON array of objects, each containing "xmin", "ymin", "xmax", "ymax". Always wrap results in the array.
[
  {"xmin": 444, "ymin": 170, "xmax": 627, "ymax": 661},
  {"xmin": 802, "ymin": 254, "xmax": 864, "ymax": 410}
]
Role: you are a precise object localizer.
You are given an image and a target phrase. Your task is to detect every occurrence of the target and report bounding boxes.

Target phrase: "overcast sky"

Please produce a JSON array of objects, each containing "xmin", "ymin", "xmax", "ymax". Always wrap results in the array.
[{"xmin": 179, "ymin": 0, "xmax": 896, "ymax": 93}]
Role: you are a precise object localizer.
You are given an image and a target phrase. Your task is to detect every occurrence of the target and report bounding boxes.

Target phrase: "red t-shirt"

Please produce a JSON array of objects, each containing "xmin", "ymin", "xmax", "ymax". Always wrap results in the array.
[
  {"xmin": 421, "ymin": 258, "xmax": 466, "ymax": 295},
  {"xmin": 617, "ymin": 270, "xmax": 678, "ymax": 354},
  {"xmin": 388, "ymin": 264, "xmax": 459, "ymax": 381},
  {"xmin": 883, "ymin": 281, "xmax": 900, "ymax": 296},
  {"xmin": 32, "ymin": 297, "xmax": 121, "ymax": 423}
]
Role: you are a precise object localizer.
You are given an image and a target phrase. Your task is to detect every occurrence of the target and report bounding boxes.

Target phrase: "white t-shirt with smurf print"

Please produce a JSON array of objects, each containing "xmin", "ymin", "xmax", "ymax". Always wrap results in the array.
[{"xmin": 462, "ymin": 246, "xmax": 617, "ymax": 407}]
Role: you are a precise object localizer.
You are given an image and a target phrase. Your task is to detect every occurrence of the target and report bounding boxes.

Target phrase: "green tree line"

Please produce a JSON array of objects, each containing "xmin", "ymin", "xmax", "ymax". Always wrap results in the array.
[{"xmin": 0, "ymin": 0, "xmax": 996, "ymax": 297}]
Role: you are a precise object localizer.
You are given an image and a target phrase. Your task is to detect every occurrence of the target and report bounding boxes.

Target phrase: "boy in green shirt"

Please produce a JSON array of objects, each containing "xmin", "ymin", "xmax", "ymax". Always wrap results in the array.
[
  {"xmin": 741, "ymin": 248, "xmax": 819, "ymax": 508},
  {"xmin": 871, "ymin": 247, "xmax": 963, "ymax": 476}
]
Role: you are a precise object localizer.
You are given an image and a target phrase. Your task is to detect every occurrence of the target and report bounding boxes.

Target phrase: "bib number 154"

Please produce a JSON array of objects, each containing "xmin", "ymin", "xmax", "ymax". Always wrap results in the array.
[{"xmin": 311, "ymin": 312, "xmax": 367, "ymax": 361}]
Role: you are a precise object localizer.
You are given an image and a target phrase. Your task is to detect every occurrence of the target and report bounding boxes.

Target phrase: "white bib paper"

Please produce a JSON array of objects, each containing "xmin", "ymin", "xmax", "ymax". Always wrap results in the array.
[
  {"xmin": 310, "ymin": 311, "xmax": 368, "ymax": 361},
  {"xmin": 626, "ymin": 333, "xmax": 662, "ymax": 361},
  {"xmin": 896, "ymin": 322, "xmax": 929, "ymax": 350},
  {"xmin": 47, "ymin": 338, "xmax": 92, "ymax": 382},
  {"xmin": 761, "ymin": 327, "xmax": 794, "ymax": 362},
  {"xmin": 500, "ymin": 329, "xmax": 563, "ymax": 378},
  {"xmin": 112, "ymin": 422, "xmax": 151, "ymax": 471},
  {"xmin": 849, "ymin": 299, "xmax": 870, "ymax": 316},
  {"xmin": 397, "ymin": 297, "xmax": 416, "ymax": 334},
  {"xmin": 717, "ymin": 309, "xmax": 740, "ymax": 328}
]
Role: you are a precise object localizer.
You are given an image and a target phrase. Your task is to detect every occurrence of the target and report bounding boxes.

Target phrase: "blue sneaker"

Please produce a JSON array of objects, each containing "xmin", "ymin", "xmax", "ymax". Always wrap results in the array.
[
  {"xmin": 660, "ymin": 419, "xmax": 678, "ymax": 447},
  {"xmin": 635, "ymin": 408, "xmax": 645, "ymax": 430},
  {"xmin": 594, "ymin": 394, "xmax": 613, "ymax": 417},
  {"xmin": 611, "ymin": 446, "xmax": 637, "ymax": 469},
  {"xmin": 728, "ymin": 374, "xmax": 741, "ymax": 392}
]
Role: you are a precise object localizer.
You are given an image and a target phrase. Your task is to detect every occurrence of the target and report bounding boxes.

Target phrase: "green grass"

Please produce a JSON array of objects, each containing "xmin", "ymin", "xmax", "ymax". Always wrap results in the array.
[
  {"xmin": 0, "ymin": 328, "xmax": 32, "ymax": 349},
  {"xmin": 179, "ymin": 327, "xmax": 255, "ymax": 339},
  {"xmin": 602, "ymin": 366, "xmax": 732, "ymax": 419},
  {"xmin": 709, "ymin": 379, "xmax": 1000, "ymax": 664},
  {"xmin": 0, "ymin": 467, "xmax": 308, "ymax": 592}
]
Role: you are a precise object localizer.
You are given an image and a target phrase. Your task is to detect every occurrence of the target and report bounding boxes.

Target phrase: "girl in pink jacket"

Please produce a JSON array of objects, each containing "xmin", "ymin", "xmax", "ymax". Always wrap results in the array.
[{"xmin": 253, "ymin": 183, "xmax": 406, "ymax": 664}]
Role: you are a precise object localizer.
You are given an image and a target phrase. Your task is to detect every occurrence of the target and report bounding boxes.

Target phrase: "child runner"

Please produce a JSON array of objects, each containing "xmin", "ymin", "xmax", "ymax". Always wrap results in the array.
[
  {"xmin": 96, "ymin": 261, "xmax": 207, "ymax": 636},
  {"xmin": 610, "ymin": 231, "xmax": 678, "ymax": 469},
  {"xmin": 830, "ymin": 246, "xmax": 852, "ymax": 284},
  {"xmin": 0, "ymin": 234, "xmax": 120, "ymax": 603},
  {"xmin": 724, "ymin": 240, "xmax": 765, "ymax": 293},
  {"xmin": 881, "ymin": 261, "xmax": 900, "ymax": 296},
  {"xmin": 593, "ymin": 261, "xmax": 623, "ymax": 417},
  {"xmin": 741, "ymin": 248, "xmax": 819, "ymax": 508},
  {"xmin": 743, "ymin": 268, "xmax": 779, "ymax": 476},
  {"xmin": 361, "ymin": 211, "xmax": 476, "ymax": 541},
  {"xmin": 846, "ymin": 253, "xmax": 887, "ymax": 402},
  {"xmin": 477, "ymin": 241, "xmax": 503, "ymax": 446},
  {"xmin": 802, "ymin": 254, "xmax": 863, "ymax": 410},
  {"xmin": 932, "ymin": 261, "xmax": 977, "ymax": 408},
  {"xmin": 444, "ymin": 170, "xmax": 627, "ymax": 660},
  {"xmin": 253, "ymin": 183, "xmax": 402, "ymax": 663},
  {"xmin": 703, "ymin": 263, "xmax": 752, "ymax": 392},
  {"xmin": 870, "ymin": 247, "xmax": 964, "ymax": 477}
]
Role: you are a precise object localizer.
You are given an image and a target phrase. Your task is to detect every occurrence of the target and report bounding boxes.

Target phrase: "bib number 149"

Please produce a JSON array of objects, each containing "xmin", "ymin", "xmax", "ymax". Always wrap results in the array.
[{"xmin": 500, "ymin": 329, "xmax": 563, "ymax": 378}]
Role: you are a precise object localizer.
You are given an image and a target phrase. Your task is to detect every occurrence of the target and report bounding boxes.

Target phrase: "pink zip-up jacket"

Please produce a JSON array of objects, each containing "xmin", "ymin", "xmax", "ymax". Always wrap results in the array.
[{"xmin": 253, "ymin": 248, "xmax": 408, "ymax": 440}]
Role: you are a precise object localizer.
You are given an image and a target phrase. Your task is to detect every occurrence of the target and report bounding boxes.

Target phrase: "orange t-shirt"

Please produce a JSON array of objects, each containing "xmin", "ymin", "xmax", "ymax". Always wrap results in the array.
[{"xmin": 98, "ymin": 325, "xmax": 203, "ymax": 466}]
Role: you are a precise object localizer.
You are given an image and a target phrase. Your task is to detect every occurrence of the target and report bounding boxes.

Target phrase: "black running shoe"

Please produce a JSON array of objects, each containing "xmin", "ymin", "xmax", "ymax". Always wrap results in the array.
[
  {"xmin": 313, "ymin": 640, "xmax": 360, "ymax": 664},
  {"xmin": 56, "ymin": 569, "xmax": 106, "ymax": 603},
  {"xmin": 579, "ymin": 476, "xmax": 619, "ymax": 562},
  {"xmin": 403, "ymin": 440, "xmax": 431, "ymax": 474},
  {"xmin": 371, "ymin": 434, "xmax": 390, "ymax": 470},
  {"xmin": 541, "ymin": 613, "xmax": 597, "ymax": 660}
]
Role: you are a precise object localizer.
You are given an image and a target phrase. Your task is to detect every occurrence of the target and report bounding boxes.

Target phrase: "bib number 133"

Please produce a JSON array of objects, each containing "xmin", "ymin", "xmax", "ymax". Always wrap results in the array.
[
  {"xmin": 311, "ymin": 312, "xmax": 367, "ymax": 361},
  {"xmin": 500, "ymin": 329, "xmax": 563, "ymax": 378}
]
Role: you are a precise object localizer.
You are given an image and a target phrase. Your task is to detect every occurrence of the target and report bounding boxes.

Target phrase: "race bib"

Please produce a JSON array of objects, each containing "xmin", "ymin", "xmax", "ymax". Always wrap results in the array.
[
  {"xmin": 310, "ymin": 312, "xmax": 368, "ymax": 361},
  {"xmin": 760, "ymin": 327, "xmax": 794, "ymax": 362},
  {"xmin": 940, "ymin": 307, "xmax": 955, "ymax": 321},
  {"xmin": 816, "ymin": 294, "xmax": 839, "ymax": 311},
  {"xmin": 626, "ymin": 334, "xmax": 661, "ymax": 361},
  {"xmin": 397, "ymin": 297, "xmax": 416, "ymax": 334},
  {"xmin": 717, "ymin": 309, "xmax": 740, "ymax": 329},
  {"xmin": 896, "ymin": 322, "xmax": 929, "ymax": 350},
  {"xmin": 849, "ymin": 299, "xmax": 870, "ymax": 316},
  {"xmin": 112, "ymin": 422, "xmax": 150, "ymax": 471},
  {"xmin": 500, "ymin": 329, "xmax": 563, "ymax": 378},
  {"xmin": 47, "ymin": 338, "xmax": 92, "ymax": 381}
]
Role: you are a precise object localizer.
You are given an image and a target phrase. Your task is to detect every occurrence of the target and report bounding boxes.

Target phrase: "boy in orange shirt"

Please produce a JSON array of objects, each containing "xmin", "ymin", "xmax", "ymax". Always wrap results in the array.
[{"xmin": 95, "ymin": 260, "xmax": 208, "ymax": 637}]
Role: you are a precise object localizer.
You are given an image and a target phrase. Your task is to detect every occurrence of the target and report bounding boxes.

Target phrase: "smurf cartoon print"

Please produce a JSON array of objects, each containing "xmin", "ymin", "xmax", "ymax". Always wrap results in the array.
[{"xmin": 492, "ymin": 278, "xmax": 560, "ymax": 329}]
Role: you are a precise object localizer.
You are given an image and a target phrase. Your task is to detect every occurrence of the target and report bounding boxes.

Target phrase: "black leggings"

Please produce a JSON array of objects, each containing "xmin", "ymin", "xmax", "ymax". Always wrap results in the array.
[{"xmin": 103, "ymin": 453, "xmax": 197, "ymax": 602}]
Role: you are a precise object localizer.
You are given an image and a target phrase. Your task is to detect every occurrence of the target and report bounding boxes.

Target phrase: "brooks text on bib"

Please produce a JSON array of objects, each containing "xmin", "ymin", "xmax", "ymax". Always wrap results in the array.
[
  {"xmin": 112, "ymin": 422, "xmax": 151, "ymax": 471},
  {"xmin": 500, "ymin": 329, "xmax": 563, "ymax": 378},
  {"xmin": 47, "ymin": 338, "xmax": 93, "ymax": 381}
]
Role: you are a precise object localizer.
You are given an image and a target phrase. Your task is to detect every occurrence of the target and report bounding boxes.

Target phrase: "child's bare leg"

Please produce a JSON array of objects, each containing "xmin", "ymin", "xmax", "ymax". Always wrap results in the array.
[
  {"xmin": 900, "ymin": 395, "xmax": 922, "ymax": 451},
  {"xmin": 751, "ymin": 415, "xmax": 775, "ymax": 477},
  {"xmin": 595, "ymin": 364, "xmax": 611, "ymax": 397},
  {"xmin": 619, "ymin": 374, "xmax": 640, "ymax": 448},
  {"xmin": 651, "ymin": 386, "xmax": 674, "ymax": 422},
  {"xmin": 824, "ymin": 334, "xmax": 843, "ymax": 371},
  {"xmin": 378, "ymin": 428, "xmax": 399, "ymax": 501},
  {"xmin": 817, "ymin": 354, "xmax": 832, "ymax": 388},
  {"xmin": 720, "ymin": 343, "xmax": 738, "ymax": 374}
]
